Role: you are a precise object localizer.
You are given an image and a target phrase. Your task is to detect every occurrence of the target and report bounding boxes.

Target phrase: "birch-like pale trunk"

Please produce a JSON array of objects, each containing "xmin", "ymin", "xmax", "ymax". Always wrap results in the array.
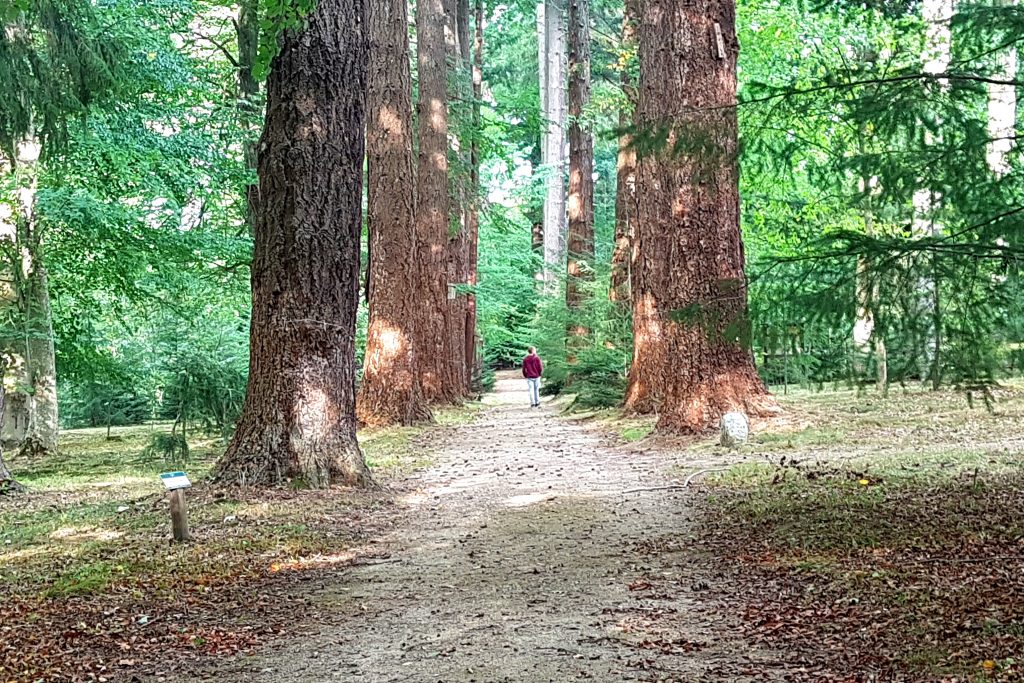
[
  {"xmin": 540, "ymin": 0, "xmax": 567, "ymax": 290},
  {"xmin": 913, "ymin": 0, "xmax": 953, "ymax": 388},
  {"xmin": 987, "ymin": 0, "xmax": 1017, "ymax": 175},
  {"xmin": 11, "ymin": 137, "xmax": 58, "ymax": 457}
]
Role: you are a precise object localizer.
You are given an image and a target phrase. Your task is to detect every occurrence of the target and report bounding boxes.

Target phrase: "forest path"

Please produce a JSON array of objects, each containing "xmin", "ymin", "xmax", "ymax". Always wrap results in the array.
[{"xmin": 196, "ymin": 371, "xmax": 761, "ymax": 682}]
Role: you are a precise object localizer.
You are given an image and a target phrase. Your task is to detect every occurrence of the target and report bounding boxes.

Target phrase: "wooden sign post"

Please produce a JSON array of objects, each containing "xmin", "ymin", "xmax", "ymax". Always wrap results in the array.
[{"xmin": 160, "ymin": 471, "xmax": 192, "ymax": 542}]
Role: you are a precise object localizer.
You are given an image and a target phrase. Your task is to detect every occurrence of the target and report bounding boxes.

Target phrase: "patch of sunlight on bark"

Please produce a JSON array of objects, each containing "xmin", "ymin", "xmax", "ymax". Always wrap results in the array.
[
  {"xmin": 377, "ymin": 106, "xmax": 403, "ymax": 135},
  {"xmin": 370, "ymin": 324, "xmax": 406, "ymax": 359},
  {"xmin": 295, "ymin": 385, "xmax": 331, "ymax": 434}
]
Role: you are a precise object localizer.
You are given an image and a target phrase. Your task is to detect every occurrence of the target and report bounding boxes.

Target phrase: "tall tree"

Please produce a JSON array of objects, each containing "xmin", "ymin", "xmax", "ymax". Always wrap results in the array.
[
  {"xmin": 610, "ymin": 0, "xmax": 638, "ymax": 304},
  {"xmin": 914, "ymin": 0, "xmax": 953, "ymax": 388},
  {"xmin": 565, "ymin": 0, "xmax": 594, "ymax": 320},
  {"xmin": 214, "ymin": 0, "xmax": 371, "ymax": 487},
  {"xmin": 0, "ymin": 4, "xmax": 122, "ymax": 456},
  {"xmin": 357, "ymin": 0, "xmax": 432, "ymax": 426},
  {"xmin": 852, "ymin": 169, "xmax": 887, "ymax": 394},
  {"xmin": 236, "ymin": 0, "xmax": 261, "ymax": 233},
  {"xmin": 446, "ymin": 0, "xmax": 471, "ymax": 395},
  {"xmin": 625, "ymin": 0, "xmax": 777, "ymax": 431},
  {"xmin": 466, "ymin": 0, "xmax": 484, "ymax": 388},
  {"xmin": 416, "ymin": 0, "xmax": 462, "ymax": 403},
  {"xmin": 987, "ymin": 0, "xmax": 1016, "ymax": 176},
  {"xmin": 539, "ymin": 0, "xmax": 568, "ymax": 288}
]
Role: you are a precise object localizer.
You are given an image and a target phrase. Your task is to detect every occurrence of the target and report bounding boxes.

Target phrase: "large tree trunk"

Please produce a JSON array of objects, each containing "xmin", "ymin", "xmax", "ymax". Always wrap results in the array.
[
  {"xmin": 214, "ymin": 0, "xmax": 371, "ymax": 487},
  {"xmin": 416, "ymin": 0, "xmax": 462, "ymax": 404},
  {"xmin": 610, "ymin": 0, "xmax": 638, "ymax": 304},
  {"xmin": 12, "ymin": 137, "xmax": 58, "ymax": 457},
  {"xmin": 357, "ymin": 0, "xmax": 432, "ymax": 426},
  {"xmin": 625, "ymin": 0, "xmax": 777, "ymax": 431},
  {"xmin": 540, "ymin": 0, "xmax": 568, "ymax": 289},
  {"xmin": 445, "ymin": 0, "xmax": 471, "ymax": 396},
  {"xmin": 236, "ymin": 0, "xmax": 260, "ymax": 234},
  {"xmin": 565, "ymin": 0, "xmax": 594, "ymax": 320}
]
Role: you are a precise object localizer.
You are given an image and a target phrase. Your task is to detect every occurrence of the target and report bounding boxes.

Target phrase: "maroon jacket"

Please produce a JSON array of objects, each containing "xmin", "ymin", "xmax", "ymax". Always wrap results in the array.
[{"xmin": 523, "ymin": 353, "xmax": 543, "ymax": 379}]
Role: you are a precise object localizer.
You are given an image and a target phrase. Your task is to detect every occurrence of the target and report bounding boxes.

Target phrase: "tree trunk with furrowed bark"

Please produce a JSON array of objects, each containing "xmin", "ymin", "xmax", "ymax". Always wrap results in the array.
[
  {"xmin": 214, "ymin": 0, "xmax": 371, "ymax": 487},
  {"xmin": 565, "ymin": 0, "xmax": 594, "ymax": 323},
  {"xmin": 610, "ymin": 0, "xmax": 638, "ymax": 304},
  {"xmin": 357, "ymin": 0, "xmax": 432, "ymax": 426},
  {"xmin": 625, "ymin": 0, "xmax": 777, "ymax": 432},
  {"xmin": 416, "ymin": 0, "xmax": 463, "ymax": 404}
]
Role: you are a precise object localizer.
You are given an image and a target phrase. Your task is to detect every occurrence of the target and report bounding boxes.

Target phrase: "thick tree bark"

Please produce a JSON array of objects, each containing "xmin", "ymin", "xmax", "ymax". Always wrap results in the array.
[
  {"xmin": 565, "ymin": 0, "xmax": 594, "ymax": 318},
  {"xmin": 625, "ymin": 0, "xmax": 777, "ymax": 431},
  {"xmin": 540, "ymin": 0, "xmax": 568, "ymax": 289},
  {"xmin": 357, "ymin": 0, "xmax": 432, "ymax": 426},
  {"xmin": 445, "ymin": 0, "xmax": 471, "ymax": 395},
  {"xmin": 214, "ymin": 0, "xmax": 371, "ymax": 487},
  {"xmin": 610, "ymin": 0, "xmax": 638, "ymax": 303},
  {"xmin": 236, "ymin": 0, "xmax": 260, "ymax": 234},
  {"xmin": 416, "ymin": 0, "xmax": 462, "ymax": 403}
]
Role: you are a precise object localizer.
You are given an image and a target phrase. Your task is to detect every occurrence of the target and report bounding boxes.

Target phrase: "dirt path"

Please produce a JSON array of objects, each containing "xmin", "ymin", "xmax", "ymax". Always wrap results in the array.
[{"xmin": 189, "ymin": 372, "xmax": 767, "ymax": 682}]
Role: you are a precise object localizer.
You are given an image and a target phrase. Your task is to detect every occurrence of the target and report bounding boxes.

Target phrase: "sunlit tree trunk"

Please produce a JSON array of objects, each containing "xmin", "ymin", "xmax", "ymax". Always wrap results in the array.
[
  {"xmin": 416, "ymin": 0, "xmax": 462, "ymax": 403},
  {"xmin": 11, "ymin": 137, "xmax": 58, "ymax": 457},
  {"xmin": 987, "ymin": 0, "xmax": 1016, "ymax": 176},
  {"xmin": 610, "ymin": 0, "xmax": 638, "ymax": 303},
  {"xmin": 357, "ymin": 0, "xmax": 432, "ymax": 426},
  {"xmin": 214, "ymin": 0, "xmax": 371, "ymax": 487},
  {"xmin": 539, "ymin": 0, "xmax": 568, "ymax": 289},
  {"xmin": 565, "ymin": 0, "xmax": 594, "ymax": 326},
  {"xmin": 625, "ymin": 0, "xmax": 777, "ymax": 431}
]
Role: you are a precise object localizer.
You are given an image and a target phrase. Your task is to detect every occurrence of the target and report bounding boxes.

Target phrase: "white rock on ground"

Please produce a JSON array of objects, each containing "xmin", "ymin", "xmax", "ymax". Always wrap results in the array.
[{"xmin": 720, "ymin": 411, "xmax": 749, "ymax": 447}]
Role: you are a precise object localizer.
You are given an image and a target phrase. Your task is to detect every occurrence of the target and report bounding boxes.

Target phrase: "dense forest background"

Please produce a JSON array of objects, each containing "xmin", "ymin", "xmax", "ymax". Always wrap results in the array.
[{"xmin": 1, "ymin": 0, "xmax": 1022, "ymax": 448}]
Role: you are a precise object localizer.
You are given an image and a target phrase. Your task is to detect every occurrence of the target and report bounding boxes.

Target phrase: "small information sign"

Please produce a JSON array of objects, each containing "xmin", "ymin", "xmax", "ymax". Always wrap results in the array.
[{"xmin": 160, "ymin": 471, "xmax": 192, "ymax": 491}]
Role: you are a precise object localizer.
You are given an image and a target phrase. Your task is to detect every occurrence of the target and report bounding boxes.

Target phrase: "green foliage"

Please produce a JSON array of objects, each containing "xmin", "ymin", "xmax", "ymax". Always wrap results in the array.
[
  {"xmin": 253, "ymin": 0, "xmax": 317, "ymax": 79},
  {"xmin": 141, "ymin": 432, "xmax": 189, "ymax": 469}
]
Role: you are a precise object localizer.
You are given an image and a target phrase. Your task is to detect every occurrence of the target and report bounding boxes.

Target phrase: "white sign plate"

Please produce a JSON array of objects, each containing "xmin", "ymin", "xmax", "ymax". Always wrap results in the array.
[{"xmin": 160, "ymin": 471, "xmax": 192, "ymax": 490}]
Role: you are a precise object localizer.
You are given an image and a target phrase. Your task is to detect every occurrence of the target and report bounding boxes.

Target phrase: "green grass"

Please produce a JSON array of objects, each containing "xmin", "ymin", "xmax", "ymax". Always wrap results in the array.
[
  {"xmin": 620, "ymin": 425, "xmax": 653, "ymax": 442},
  {"xmin": 0, "ymin": 406, "xmax": 482, "ymax": 600}
]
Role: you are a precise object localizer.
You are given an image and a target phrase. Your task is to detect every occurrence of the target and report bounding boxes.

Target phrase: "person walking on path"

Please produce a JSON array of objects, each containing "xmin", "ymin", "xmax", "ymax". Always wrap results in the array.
[{"xmin": 523, "ymin": 346, "xmax": 543, "ymax": 408}]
